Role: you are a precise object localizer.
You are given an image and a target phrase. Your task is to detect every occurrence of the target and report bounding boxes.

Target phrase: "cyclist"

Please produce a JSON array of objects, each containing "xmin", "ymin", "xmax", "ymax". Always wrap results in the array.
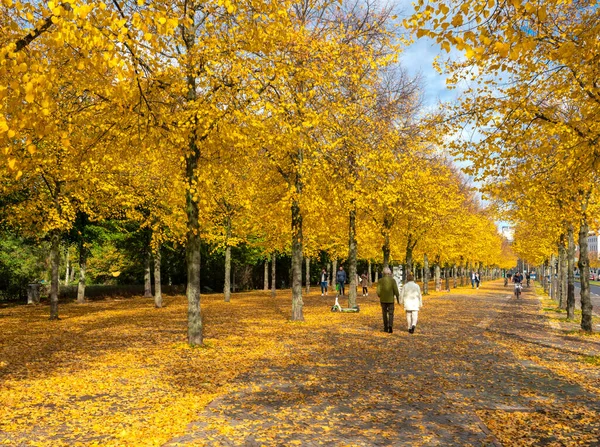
[
  {"xmin": 525, "ymin": 272, "xmax": 531, "ymax": 288},
  {"xmin": 513, "ymin": 271, "xmax": 522, "ymax": 298}
]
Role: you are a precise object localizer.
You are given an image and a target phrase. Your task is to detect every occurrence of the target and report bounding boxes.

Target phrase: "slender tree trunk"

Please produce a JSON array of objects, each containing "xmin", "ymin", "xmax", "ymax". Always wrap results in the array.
[
  {"xmin": 271, "ymin": 253, "xmax": 276, "ymax": 298},
  {"xmin": 305, "ymin": 257, "xmax": 310, "ymax": 294},
  {"xmin": 550, "ymin": 254, "xmax": 556, "ymax": 300},
  {"xmin": 434, "ymin": 264, "xmax": 441, "ymax": 292},
  {"xmin": 70, "ymin": 264, "xmax": 75, "ymax": 283},
  {"xmin": 559, "ymin": 235, "xmax": 567, "ymax": 309},
  {"xmin": 184, "ymin": 13, "xmax": 202, "ymax": 346},
  {"xmin": 76, "ymin": 240, "xmax": 87, "ymax": 304},
  {"xmin": 49, "ymin": 230, "xmax": 60, "ymax": 320},
  {"xmin": 348, "ymin": 207, "xmax": 357, "ymax": 308},
  {"xmin": 154, "ymin": 249, "xmax": 162, "ymax": 308},
  {"xmin": 382, "ymin": 233, "xmax": 390, "ymax": 269},
  {"xmin": 423, "ymin": 254, "xmax": 429, "ymax": 295},
  {"xmin": 567, "ymin": 225, "xmax": 576, "ymax": 320},
  {"xmin": 578, "ymin": 215, "xmax": 593, "ymax": 332},
  {"xmin": 405, "ymin": 235, "xmax": 414, "ymax": 274},
  {"xmin": 224, "ymin": 245, "xmax": 231, "ymax": 302},
  {"xmin": 367, "ymin": 260, "xmax": 372, "ymax": 287},
  {"xmin": 64, "ymin": 246, "xmax": 70, "ymax": 285},
  {"xmin": 144, "ymin": 253, "xmax": 153, "ymax": 298},
  {"xmin": 224, "ymin": 216, "xmax": 232, "ymax": 302},
  {"xmin": 453, "ymin": 265, "xmax": 457, "ymax": 288},
  {"xmin": 332, "ymin": 259, "xmax": 338, "ymax": 289},
  {"xmin": 291, "ymin": 198, "xmax": 304, "ymax": 321},
  {"xmin": 264, "ymin": 257, "xmax": 269, "ymax": 291}
]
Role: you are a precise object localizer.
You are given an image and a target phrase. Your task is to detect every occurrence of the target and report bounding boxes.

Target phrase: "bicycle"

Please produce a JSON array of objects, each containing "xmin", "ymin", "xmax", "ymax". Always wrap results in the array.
[{"xmin": 514, "ymin": 283, "xmax": 522, "ymax": 298}]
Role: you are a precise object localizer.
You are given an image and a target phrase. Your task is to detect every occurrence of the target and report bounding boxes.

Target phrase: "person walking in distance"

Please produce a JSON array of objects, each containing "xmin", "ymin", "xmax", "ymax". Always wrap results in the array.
[
  {"xmin": 400, "ymin": 273, "xmax": 423, "ymax": 334},
  {"xmin": 475, "ymin": 272, "xmax": 480, "ymax": 289},
  {"xmin": 377, "ymin": 267, "xmax": 400, "ymax": 333},
  {"xmin": 471, "ymin": 271, "xmax": 476, "ymax": 288},
  {"xmin": 320, "ymin": 268, "xmax": 328, "ymax": 296},
  {"xmin": 361, "ymin": 271, "xmax": 369, "ymax": 296},
  {"xmin": 336, "ymin": 266, "xmax": 346, "ymax": 297}
]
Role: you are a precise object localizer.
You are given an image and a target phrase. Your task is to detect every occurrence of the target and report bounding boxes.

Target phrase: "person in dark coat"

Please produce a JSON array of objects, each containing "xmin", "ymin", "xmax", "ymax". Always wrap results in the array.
[{"xmin": 376, "ymin": 267, "xmax": 400, "ymax": 333}]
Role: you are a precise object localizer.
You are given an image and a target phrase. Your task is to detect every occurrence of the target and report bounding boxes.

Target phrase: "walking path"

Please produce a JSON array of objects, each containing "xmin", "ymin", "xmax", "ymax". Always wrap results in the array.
[{"xmin": 164, "ymin": 282, "xmax": 600, "ymax": 446}]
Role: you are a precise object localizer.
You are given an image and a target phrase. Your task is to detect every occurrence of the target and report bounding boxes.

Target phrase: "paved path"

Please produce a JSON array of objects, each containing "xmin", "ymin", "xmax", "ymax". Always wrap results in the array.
[{"xmin": 163, "ymin": 282, "xmax": 600, "ymax": 446}]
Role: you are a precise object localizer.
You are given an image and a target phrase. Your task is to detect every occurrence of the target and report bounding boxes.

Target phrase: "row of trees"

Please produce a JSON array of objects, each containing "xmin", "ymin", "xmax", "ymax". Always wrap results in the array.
[
  {"xmin": 407, "ymin": 0, "xmax": 599, "ymax": 331},
  {"xmin": 1, "ymin": 0, "xmax": 513, "ymax": 345}
]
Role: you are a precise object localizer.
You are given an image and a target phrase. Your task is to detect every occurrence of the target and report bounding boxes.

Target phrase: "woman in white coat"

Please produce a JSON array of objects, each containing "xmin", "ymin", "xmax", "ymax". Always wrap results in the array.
[{"xmin": 399, "ymin": 273, "xmax": 423, "ymax": 334}]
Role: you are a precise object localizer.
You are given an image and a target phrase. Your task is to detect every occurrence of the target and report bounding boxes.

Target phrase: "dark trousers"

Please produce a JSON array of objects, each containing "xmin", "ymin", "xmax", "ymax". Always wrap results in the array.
[{"xmin": 380, "ymin": 302, "xmax": 395, "ymax": 330}]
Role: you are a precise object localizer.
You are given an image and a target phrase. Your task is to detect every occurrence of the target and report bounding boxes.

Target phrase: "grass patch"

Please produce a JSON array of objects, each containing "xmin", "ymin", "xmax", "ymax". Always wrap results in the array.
[
  {"xmin": 582, "ymin": 355, "xmax": 600, "ymax": 365},
  {"xmin": 543, "ymin": 307, "xmax": 566, "ymax": 313}
]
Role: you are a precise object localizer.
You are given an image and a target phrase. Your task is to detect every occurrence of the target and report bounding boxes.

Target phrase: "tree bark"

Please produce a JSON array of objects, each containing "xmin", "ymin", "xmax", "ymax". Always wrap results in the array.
[
  {"xmin": 264, "ymin": 257, "xmax": 269, "ymax": 291},
  {"xmin": 154, "ymin": 249, "xmax": 162, "ymax": 308},
  {"xmin": 348, "ymin": 207, "xmax": 357, "ymax": 308},
  {"xmin": 453, "ymin": 265, "xmax": 457, "ymax": 288},
  {"xmin": 332, "ymin": 259, "xmax": 338, "ymax": 289},
  {"xmin": 49, "ymin": 230, "xmax": 60, "ymax": 320},
  {"xmin": 367, "ymin": 260, "xmax": 372, "ymax": 287},
  {"xmin": 578, "ymin": 214, "xmax": 593, "ymax": 332},
  {"xmin": 224, "ymin": 215, "xmax": 232, "ymax": 302},
  {"xmin": 305, "ymin": 257, "xmax": 310, "ymax": 294},
  {"xmin": 434, "ymin": 263, "xmax": 441, "ymax": 292},
  {"xmin": 224, "ymin": 245, "xmax": 231, "ymax": 302},
  {"xmin": 184, "ymin": 10, "xmax": 203, "ymax": 346},
  {"xmin": 271, "ymin": 253, "xmax": 276, "ymax": 298},
  {"xmin": 559, "ymin": 235, "xmax": 567, "ymax": 309},
  {"xmin": 567, "ymin": 225, "xmax": 576, "ymax": 320},
  {"xmin": 405, "ymin": 234, "xmax": 414, "ymax": 274},
  {"xmin": 64, "ymin": 246, "xmax": 70, "ymax": 285},
  {"xmin": 291, "ymin": 198, "xmax": 304, "ymax": 321},
  {"xmin": 550, "ymin": 254, "xmax": 556, "ymax": 301},
  {"xmin": 76, "ymin": 240, "xmax": 87, "ymax": 304},
  {"xmin": 423, "ymin": 254, "xmax": 429, "ymax": 295},
  {"xmin": 144, "ymin": 253, "xmax": 153, "ymax": 298}
]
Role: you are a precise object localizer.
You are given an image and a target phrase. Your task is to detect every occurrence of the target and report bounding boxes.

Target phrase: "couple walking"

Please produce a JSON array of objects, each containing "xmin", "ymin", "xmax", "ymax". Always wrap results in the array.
[{"xmin": 376, "ymin": 267, "xmax": 422, "ymax": 334}]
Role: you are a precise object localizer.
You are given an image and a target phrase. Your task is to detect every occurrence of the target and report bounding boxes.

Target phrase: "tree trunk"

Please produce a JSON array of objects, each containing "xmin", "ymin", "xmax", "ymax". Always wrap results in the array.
[
  {"xmin": 560, "ymin": 240, "xmax": 569, "ymax": 309},
  {"xmin": 291, "ymin": 198, "xmax": 304, "ymax": 321},
  {"xmin": 224, "ymin": 215, "xmax": 232, "ymax": 302},
  {"xmin": 382, "ymin": 233, "xmax": 390, "ymax": 269},
  {"xmin": 271, "ymin": 253, "xmax": 276, "ymax": 298},
  {"xmin": 549, "ymin": 254, "xmax": 556, "ymax": 300},
  {"xmin": 578, "ymin": 215, "xmax": 593, "ymax": 332},
  {"xmin": 332, "ymin": 259, "xmax": 338, "ymax": 289},
  {"xmin": 453, "ymin": 265, "xmax": 457, "ymax": 288},
  {"xmin": 76, "ymin": 240, "xmax": 87, "ymax": 304},
  {"xmin": 305, "ymin": 257, "xmax": 310, "ymax": 294},
  {"xmin": 559, "ymin": 235, "xmax": 567, "ymax": 309},
  {"xmin": 423, "ymin": 254, "xmax": 429, "ymax": 295},
  {"xmin": 154, "ymin": 249, "xmax": 162, "ymax": 308},
  {"xmin": 434, "ymin": 264, "xmax": 441, "ymax": 292},
  {"xmin": 567, "ymin": 225, "xmax": 576, "ymax": 320},
  {"xmin": 64, "ymin": 246, "xmax": 70, "ymax": 285},
  {"xmin": 264, "ymin": 257, "xmax": 269, "ymax": 290},
  {"xmin": 405, "ymin": 235, "xmax": 414, "ymax": 274},
  {"xmin": 348, "ymin": 207, "xmax": 357, "ymax": 308},
  {"xmin": 184, "ymin": 13, "xmax": 203, "ymax": 346},
  {"xmin": 144, "ymin": 253, "xmax": 153, "ymax": 298},
  {"xmin": 224, "ymin": 245, "xmax": 231, "ymax": 302},
  {"xmin": 367, "ymin": 260, "xmax": 372, "ymax": 287},
  {"xmin": 49, "ymin": 230, "xmax": 60, "ymax": 320}
]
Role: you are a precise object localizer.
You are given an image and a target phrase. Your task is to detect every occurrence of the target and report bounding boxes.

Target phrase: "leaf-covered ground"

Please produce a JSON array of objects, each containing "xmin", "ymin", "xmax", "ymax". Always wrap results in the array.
[{"xmin": 1, "ymin": 281, "xmax": 599, "ymax": 446}]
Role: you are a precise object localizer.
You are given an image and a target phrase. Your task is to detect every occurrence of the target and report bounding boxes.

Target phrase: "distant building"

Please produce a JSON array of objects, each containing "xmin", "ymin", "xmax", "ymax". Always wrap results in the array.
[{"xmin": 589, "ymin": 233, "xmax": 599, "ymax": 259}]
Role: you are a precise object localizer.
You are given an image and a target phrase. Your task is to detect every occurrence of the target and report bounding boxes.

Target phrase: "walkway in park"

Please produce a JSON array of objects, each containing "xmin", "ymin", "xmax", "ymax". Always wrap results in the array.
[
  {"xmin": 164, "ymin": 283, "xmax": 600, "ymax": 447},
  {"xmin": 2, "ymin": 281, "xmax": 600, "ymax": 446}
]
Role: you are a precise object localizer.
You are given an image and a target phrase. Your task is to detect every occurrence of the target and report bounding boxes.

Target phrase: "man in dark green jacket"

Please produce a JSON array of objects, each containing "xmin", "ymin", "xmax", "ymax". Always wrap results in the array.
[{"xmin": 376, "ymin": 267, "xmax": 400, "ymax": 333}]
